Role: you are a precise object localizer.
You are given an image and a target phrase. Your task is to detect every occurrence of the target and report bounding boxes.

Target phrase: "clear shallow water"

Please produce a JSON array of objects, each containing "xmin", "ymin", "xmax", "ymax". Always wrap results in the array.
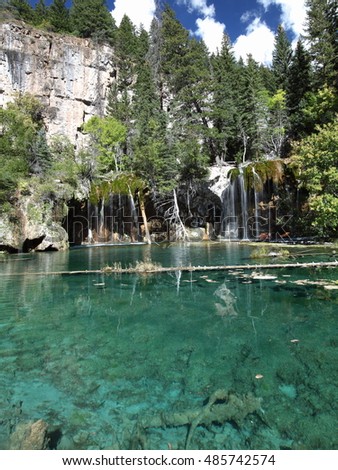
[{"xmin": 0, "ymin": 243, "xmax": 337, "ymax": 450}]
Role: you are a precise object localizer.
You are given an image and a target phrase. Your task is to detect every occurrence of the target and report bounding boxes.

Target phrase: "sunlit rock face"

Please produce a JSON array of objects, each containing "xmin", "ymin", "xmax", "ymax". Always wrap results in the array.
[{"xmin": 0, "ymin": 21, "xmax": 116, "ymax": 148}]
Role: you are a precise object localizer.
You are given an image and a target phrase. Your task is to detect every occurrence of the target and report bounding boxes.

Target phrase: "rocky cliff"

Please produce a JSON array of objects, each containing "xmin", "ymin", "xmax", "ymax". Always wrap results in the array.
[
  {"xmin": 0, "ymin": 21, "xmax": 116, "ymax": 147},
  {"xmin": 0, "ymin": 21, "xmax": 118, "ymax": 252}
]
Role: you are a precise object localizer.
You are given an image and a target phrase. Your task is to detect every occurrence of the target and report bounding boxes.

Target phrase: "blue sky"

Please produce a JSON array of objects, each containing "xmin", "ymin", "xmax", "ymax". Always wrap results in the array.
[{"xmin": 28, "ymin": 1, "xmax": 308, "ymax": 65}]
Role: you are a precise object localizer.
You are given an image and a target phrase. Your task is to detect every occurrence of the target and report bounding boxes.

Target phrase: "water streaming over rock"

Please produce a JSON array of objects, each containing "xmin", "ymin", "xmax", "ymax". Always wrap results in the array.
[
  {"xmin": 86, "ymin": 194, "xmax": 142, "ymax": 243},
  {"xmin": 210, "ymin": 162, "xmax": 282, "ymax": 241}
]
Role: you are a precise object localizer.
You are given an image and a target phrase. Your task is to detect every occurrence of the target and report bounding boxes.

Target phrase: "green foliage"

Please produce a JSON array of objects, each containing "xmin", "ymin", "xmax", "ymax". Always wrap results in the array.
[
  {"xmin": 272, "ymin": 25, "xmax": 292, "ymax": 91},
  {"xmin": 49, "ymin": 0, "xmax": 71, "ymax": 33},
  {"xmin": 0, "ymin": 94, "xmax": 84, "ymax": 211},
  {"xmin": 70, "ymin": 0, "xmax": 116, "ymax": 43},
  {"xmin": 302, "ymin": 85, "xmax": 338, "ymax": 130},
  {"xmin": 210, "ymin": 34, "xmax": 240, "ymax": 161},
  {"xmin": 83, "ymin": 116, "xmax": 127, "ymax": 173},
  {"xmin": 304, "ymin": 0, "xmax": 338, "ymax": 89},
  {"xmin": 230, "ymin": 160, "xmax": 285, "ymax": 191},
  {"xmin": 286, "ymin": 40, "xmax": 312, "ymax": 139},
  {"xmin": 8, "ymin": 0, "xmax": 34, "ymax": 22},
  {"xmin": 89, "ymin": 173, "xmax": 146, "ymax": 204},
  {"xmin": 160, "ymin": 5, "xmax": 190, "ymax": 91},
  {"xmin": 291, "ymin": 119, "xmax": 338, "ymax": 235},
  {"xmin": 33, "ymin": 0, "xmax": 48, "ymax": 26},
  {"xmin": 0, "ymin": 93, "xmax": 47, "ymax": 182},
  {"xmin": 236, "ymin": 55, "xmax": 267, "ymax": 161}
]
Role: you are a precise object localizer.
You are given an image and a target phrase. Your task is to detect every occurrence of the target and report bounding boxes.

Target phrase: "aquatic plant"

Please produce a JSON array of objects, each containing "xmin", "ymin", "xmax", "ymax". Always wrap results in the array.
[
  {"xmin": 133, "ymin": 259, "xmax": 163, "ymax": 272},
  {"xmin": 250, "ymin": 247, "xmax": 290, "ymax": 259}
]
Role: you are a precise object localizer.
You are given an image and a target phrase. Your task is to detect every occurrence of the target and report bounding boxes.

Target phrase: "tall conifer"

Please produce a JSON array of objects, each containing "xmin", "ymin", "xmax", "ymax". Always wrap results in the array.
[
  {"xmin": 272, "ymin": 25, "xmax": 292, "ymax": 91},
  {"xmin": 70, "ymin": 0, "xmax": 116, "ymax": 43}
]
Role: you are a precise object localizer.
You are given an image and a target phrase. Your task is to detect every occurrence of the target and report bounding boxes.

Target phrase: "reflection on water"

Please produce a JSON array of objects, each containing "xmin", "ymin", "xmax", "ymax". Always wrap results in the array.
[{"xmin": 0, "ymin": 244, "xmax": 337, "ymax": 449}]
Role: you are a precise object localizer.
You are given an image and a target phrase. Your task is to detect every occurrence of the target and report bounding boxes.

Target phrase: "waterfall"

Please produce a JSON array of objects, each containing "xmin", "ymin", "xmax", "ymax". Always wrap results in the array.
[
  {"xmin": 87, "ymin": 200, "xmax": 93, "ymax": 243},
  {"xmin": 222, "ymin": 179, "xmax": 237, "ymax": 240},
  {"xmin": 252, "ymin": 168, "xmax": 263, "ymax": 240},
  {"xmin": 238, "ymin": 167, "xmax": 249, "ymax": 240},
  {"xmin": 129, "ymin": 188, "xmax": 139, "ymax": 242},
  {"xmin": 211, "ymin": 163, "xmax": 267, "ymax": 241},
  {"xmin": 98, "ymin": 197, "xmax": 105, "ymax": 241}
]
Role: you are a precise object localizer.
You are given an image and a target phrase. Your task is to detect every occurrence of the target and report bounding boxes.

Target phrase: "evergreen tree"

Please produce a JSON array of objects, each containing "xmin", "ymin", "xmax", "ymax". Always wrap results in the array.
[
  {"xmin": 134, "ymin": 26, "xmax": 150, "ymax": 65},
  {"xmin": 70, "ymin": 0, "xmax": 116, "ymax": 44},
  {"xmin": 325, "ymin": 0, "xmax": 338, "ymax": 90},
  {"xmin": 114, "ymin": 15, "xmax": 138, "ymax": 86},
  {"xmin": 272, "ymin": 24, "xmax": 292, "ymax": 90},
  {"xmin": 106, "ymin": 16, "xmax": 138, "ymax": 127},
  {"xmin": 33, "ymin": 0, "xmax": 48, "ymax": 26},
  {"xmin": 304, "ymin": 0, "xmax": 337, "ymax": 89},
  {"xmin": 49, "ymin": 0, "xmax": 70, "ymax": 33},
  {"xmin": 8, "ymin": 0, "xmax": 34, "ymax": 22},
  {"xmin": 210, "ymin": 34, "xmax": 239, "ymax": 161},
  {"xmin": 148, "ymin": 17, "xmax": 163, "ymax": 107},
  {"xmin": 286, "ymin": 40, "xmax": 312, "ymax": 139},
  {"xmin": 236, "ymin": 55, "xmax": 267, "ymax": 161},
  {"xmin": 159, "ymin": 7, "xmax": 213, "ymax": 159},
  {"xmin": 159, "ymin": 4, "xmax": 190, "ymax": 93},
  {"xmin": 132, "ymin": 61, "xmax": 162, "ymax": 145}
]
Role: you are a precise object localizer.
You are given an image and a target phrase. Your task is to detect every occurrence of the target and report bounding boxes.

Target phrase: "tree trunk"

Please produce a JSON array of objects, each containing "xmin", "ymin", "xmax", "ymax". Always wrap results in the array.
[{"xmin": 139, "ymin": 193, "xmax": 151, "ymax": 245}]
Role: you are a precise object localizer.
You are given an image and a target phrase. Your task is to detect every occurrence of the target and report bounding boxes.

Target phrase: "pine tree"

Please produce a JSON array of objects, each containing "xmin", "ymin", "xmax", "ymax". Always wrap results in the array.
[
  {"xmin": 8, "ymin": 0, "xmax": 34, "ymax": 22},
  {"xmin": 106, "ymin": 15, "xmax": 138, "ymax": 127},
  {"xmin": 325, "ymin": 0, "xmax": 338, "ymax": 90},
  {"xmin": 272, "ymin": 25, "xmax": 292, "ymax": 91},
  {"xmin": 49, "ymin": 0, "xmax": 70, "ymax": 33},
  {"xmin": 159, "ymin": 4, "xmax": 190, "ymax": 93},
  {"xmin": 159, "ymin": 7, "xmax": 213, "ymax": 158},
  {"xmin": 286, "ymin": 40, "xmax": 312, "ymax": 139},
  {"xmin": 210, "ymin": 33, "xmax": 239, "ymax": 161},
  {"xmin": 148, "ymin": 17, "xmax": 163, "ymax": 104},
  {"xmin": 114, "ymin": 15, "xmax": 138, "ymax": 86},
  {"xmin": 236, "ymin": 55, "xmax": 267, "ymax": 161},
  {"xmin": 33, "ymin": 0, "xmax": 48, "ymax": 26},
  {"xmin": 304, "ymin": 0, "xmax": 337, "ymax": 89},
  {"xmin": 70, "ymin": 0, "xmax": 116, "ymax": 44}
]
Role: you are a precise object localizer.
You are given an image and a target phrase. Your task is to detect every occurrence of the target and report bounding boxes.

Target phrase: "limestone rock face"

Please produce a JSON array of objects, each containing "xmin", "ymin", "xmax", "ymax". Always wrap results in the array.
[
  {"xmin": 0, "ymin": 194, "xmax": 69, "ymax": 253},
  {"xmin": 0, "ymin": 21, "xmax": 116, "ymax": 148}
]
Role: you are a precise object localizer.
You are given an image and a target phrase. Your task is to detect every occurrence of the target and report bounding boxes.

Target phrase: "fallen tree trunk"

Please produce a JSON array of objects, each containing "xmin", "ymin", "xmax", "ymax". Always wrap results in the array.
[
  {"xmin": 141, "ymin": 389, "xmax": 263, "ymax": 449},
  {"xmin": 0, "ymin": 261, "xmax": 337, "ymax": 276}
]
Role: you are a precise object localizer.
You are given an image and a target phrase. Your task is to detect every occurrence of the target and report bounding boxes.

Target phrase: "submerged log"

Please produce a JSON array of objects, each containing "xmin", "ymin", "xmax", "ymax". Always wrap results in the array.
[
  {"xmin": 141, "ymin": 389, "xmax": 262, "ymax": 449},
  {"xmin": 0, "ymin": 261, "xmax": 337, "ymax": 276}
]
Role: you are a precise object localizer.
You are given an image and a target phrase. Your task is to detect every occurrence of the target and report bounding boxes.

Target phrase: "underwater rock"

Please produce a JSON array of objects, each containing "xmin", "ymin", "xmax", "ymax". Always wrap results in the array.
[
  {"xmin": 73, "ymin": 430, "xmax": 90, "ymax": 447},
  {"xmin": 9, "ymin": 419, "xmax": 49, "ymax": 450},
  {"xmin": 279, "ymin": 384, "xmax": 297, "ymax": 399}
]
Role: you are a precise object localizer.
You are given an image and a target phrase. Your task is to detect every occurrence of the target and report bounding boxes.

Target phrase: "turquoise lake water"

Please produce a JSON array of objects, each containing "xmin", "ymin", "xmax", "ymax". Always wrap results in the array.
[{"xmin": 0, "ymin": 243, "xmax": 337, "ymax": 449}]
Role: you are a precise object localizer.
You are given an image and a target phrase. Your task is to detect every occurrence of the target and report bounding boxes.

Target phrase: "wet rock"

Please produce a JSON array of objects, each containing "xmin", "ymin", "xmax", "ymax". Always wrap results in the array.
[{"xmin": 10, "ymin": 419, "xmax": 49, "ymax": 450}]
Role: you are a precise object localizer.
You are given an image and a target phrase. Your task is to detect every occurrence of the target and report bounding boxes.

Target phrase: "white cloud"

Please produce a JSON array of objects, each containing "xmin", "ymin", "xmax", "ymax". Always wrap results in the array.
[
  {"xmin": 177, "ymin": 0, "xmax": 215, "ymax": 17},
  {"xmin": 233, "ymin": 1, "xmax": 306, "ymax": 65},
  {"xmin": 195, "ymin": 16, "xmax": 225, "ymax": 53},
  {"xmin": 176, "ymin": 0, "xmax": 225, "ymax": 53},
  {"xmin": 257, "ymin": 0, "xmax": 307, "ymax": 37},
  {"xmin": 111, "ymin": 0, "xmax": 156, "ymax": 31},
  {"xmin": 233, "ymin": 18, "xmax": 275, "ymax": 65}
]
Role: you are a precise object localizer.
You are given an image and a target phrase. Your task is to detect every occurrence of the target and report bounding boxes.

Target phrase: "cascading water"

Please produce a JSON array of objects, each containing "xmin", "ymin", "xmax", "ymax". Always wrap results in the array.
[
  {"xmin": 252, "ymin": 168, "xmax": 264, "ymax": 240},
  {"xmin": 129, "ymin": 189, "xmax": 140, "ymax": 242},
  {"xmin": 238, "ymin": 167, "xmax": 249, "ymax": 240},
  {"xmin": 212, "ymin": 162, "xmax": 278, "ymax": 241}
]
